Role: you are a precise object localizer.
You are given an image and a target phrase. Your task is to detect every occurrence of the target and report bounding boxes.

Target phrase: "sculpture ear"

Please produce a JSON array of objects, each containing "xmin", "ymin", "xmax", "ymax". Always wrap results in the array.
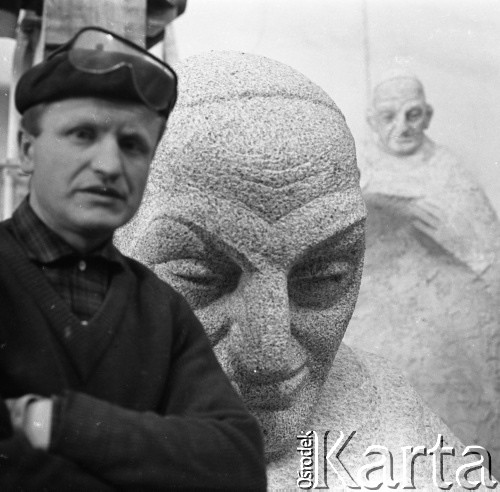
[
  {"xmin": 423, "ymin": 104, "xmax": 433, "ymax": 129},
  {"xmin": 18, "ymin": 129, "xmax": 35, "ymax": 175}
]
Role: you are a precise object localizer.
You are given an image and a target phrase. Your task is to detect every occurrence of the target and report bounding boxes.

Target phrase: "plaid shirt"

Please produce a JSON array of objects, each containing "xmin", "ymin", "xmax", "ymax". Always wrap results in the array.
[{"xmin": 9, "ymin": 199, "xmax": 124, "ymax": 322}]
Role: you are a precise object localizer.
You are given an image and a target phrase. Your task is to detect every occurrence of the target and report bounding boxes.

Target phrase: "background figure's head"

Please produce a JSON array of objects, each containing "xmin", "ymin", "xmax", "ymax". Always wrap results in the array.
[
  {"xmin": 119, "ymin": 51, "xmax": 366, "ymax": 458},
  {"xmin": 367, "ymin": 70, "xmax": 433, "ymax": 156}
]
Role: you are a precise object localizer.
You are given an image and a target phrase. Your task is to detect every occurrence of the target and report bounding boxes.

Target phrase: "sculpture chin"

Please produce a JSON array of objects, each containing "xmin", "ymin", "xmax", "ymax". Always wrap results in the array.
[
  {"xmin": 249, "ymin": 379, "xmax": 323, "ymax": 459},
  {"xmin": 383, "ymin": 136, "xmax": 424, "ymax": 157}
]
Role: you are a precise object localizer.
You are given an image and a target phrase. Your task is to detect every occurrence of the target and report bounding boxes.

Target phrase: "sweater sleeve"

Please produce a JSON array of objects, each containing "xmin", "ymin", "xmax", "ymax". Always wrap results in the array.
[
  {"xmin": 0, "ymin": 430, "xmax": 113, "ymax": 491},
  {"xmin": 49, "ymin": 295, "xmax": 267, "ymax": 491},
  {"xmin": 0, "ymin": 398, "xmax": 13, "ymax": 438},
  {"xmin": 0, "ymin": 395, "xmax": 113, "ymax": 490}
]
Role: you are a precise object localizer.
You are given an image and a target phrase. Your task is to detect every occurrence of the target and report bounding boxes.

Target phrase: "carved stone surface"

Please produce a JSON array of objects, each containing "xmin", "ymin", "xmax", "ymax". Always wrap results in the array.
[
  {"xmin": 117, "ymin": 53, "xmax": 493, "ymax": 488},
  {"xmin": 344, "ymin": 73, "xmax": 500, "ymax": 474}
]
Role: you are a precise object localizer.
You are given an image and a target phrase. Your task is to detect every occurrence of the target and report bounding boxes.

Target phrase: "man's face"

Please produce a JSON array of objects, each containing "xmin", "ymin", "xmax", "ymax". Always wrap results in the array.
[
  {"xmin": 19, "ymin": 98, "xmax": 164, "ymax": 248},
  {"xmin": 368, "ymin": 78, "xmax": 432, "ymax": 156},
  {"xmin": 125, "ymin": 99, "xmax": 366, "ymax": 456}
]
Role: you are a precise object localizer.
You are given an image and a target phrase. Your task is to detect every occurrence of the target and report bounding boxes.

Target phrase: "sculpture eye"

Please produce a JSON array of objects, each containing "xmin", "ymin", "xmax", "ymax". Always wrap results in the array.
[
  {"xmin": 379, "ymin": 111, "xmax": 394, "ymax": 124},
  {"xmin": 165, "ymin": 260, "xmax": 223, "ymax": 284},
  {"xmin": 154, "ymin": 259, "xmax": 240, "ymax": 308},
  {"xmin": 407, "ymin": 108, "xmax": 423, "ymax": 122},
  {"xmin": 292, "ymin": 261, "xmax": 349, "ymax": 283},
  {"xmin": 288, "ymin": 259, "xmax": 352, "ymax": 309}
]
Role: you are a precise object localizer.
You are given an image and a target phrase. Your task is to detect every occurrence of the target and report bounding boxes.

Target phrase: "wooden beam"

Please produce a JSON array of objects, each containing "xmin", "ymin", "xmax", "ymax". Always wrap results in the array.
[{"xmin": 43, "ymin": 0, "xmax": 147, "ymax": 48}]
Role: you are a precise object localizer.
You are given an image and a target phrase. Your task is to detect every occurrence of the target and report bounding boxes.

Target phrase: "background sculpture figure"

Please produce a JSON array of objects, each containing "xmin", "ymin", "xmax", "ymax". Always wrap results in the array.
[
  {"xmin": 118, "ymin": 53, "xmax": 493, "ymax": 488},
  {"xmin": 345, "ymin": 71, "xmax": 500, "ymax": 473}
]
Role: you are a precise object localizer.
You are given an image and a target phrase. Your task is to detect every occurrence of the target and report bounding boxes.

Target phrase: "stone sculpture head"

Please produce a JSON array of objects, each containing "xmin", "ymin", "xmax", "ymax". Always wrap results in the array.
[
  {"xmin": 367, "ymin": 71, "xmax": 433, "ymax": 156},
  {"xmin": 119, "ymin": 52, "xmax": 366, "ymax": 459}
]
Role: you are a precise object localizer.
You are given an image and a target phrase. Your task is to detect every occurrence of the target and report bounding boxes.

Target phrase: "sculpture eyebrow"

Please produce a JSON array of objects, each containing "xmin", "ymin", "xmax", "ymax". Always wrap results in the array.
[
  {"xmin": 157, "ymin": 211, "xmax": 364, "ymax": 272},
  {"xmin": 146, "ymin": 187, "xmax": 365, "ymax": 267},
  {"xmin": 165, "ymin": 216, "xmax": 257, "ymax": 272},
  {"xmin": 300, "ymin": 227, "xmax": 363, "ymax": 258}
]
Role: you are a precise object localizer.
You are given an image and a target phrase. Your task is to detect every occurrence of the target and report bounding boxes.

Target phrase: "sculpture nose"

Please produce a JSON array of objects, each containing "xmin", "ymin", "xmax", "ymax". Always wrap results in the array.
[
  {"xmin": 387, "ymin": 109, "xmax": 408, "ymax": 135},
  {"xmin": 394, "ymin": 114, "xmax": 410, "ymax": 135},
  {"xmin": 229, "ymin": 270, "xmax": 302, "ymax": 383}
]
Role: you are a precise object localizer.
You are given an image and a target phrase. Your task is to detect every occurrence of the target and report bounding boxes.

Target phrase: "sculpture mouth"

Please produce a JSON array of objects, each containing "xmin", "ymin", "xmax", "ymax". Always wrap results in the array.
[
  {"xmin": 233, "ymin": 366, "xmax": 310, "ymax": 410},
  {"xmin": 394, "ymin": 135, "xmax": 417, "ymax": 143}
]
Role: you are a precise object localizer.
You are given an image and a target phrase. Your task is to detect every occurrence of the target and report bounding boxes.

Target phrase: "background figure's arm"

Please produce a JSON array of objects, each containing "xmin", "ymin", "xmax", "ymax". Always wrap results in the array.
[
  {"xmin": 48, "ymin": 297, "xmax": 266, "ymax": 491},
  {"xmin": 362, "ymin": 146, "xmax": 499, "ymax": 276},
  {"xmin": 409, "ymin": 178, "xmax": 499, "ymax": 276}
]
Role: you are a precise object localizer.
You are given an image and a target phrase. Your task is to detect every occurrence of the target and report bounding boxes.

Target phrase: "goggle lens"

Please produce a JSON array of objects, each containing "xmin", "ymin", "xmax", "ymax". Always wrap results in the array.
[{"xmin": 51, "ymin": 27, "xmax": 177, "ymax": 113}]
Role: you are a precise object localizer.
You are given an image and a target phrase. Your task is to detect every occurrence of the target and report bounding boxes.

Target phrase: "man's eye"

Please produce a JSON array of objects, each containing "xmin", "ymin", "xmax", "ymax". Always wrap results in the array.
[
  {"xmin": 120, "ymin": 137, "xmax": 149, "ymax": 156},
  {"xmin": 68, "ymin": 127, "xmax": 95, "ymax": 142}
]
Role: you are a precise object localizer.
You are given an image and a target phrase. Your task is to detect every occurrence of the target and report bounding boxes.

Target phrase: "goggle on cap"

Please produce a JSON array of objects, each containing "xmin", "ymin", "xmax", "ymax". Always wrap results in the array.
[{"xmin": 15, "ymin": 26, "xmax": 178, "ymax": 118}]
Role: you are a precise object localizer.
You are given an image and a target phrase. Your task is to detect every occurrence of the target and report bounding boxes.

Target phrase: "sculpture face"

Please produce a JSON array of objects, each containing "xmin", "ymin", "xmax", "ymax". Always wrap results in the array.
[
  {"xmin": 368, "ymin": 77, "xmax": 432, "ymax": 156},
  {"xmin": 122, "ymin": 53, "xmax": 366, "ymax": 458}
]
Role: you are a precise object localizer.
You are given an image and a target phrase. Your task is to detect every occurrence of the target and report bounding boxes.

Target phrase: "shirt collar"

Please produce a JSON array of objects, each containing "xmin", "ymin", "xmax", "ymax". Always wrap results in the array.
[{"xmin": 11, "ymin": 197, "xmax": 125, "ymax": 267}]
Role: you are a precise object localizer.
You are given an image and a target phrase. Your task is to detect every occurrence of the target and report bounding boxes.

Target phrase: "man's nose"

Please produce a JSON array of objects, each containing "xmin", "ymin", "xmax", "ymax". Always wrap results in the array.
[
  {"xmin": 229, "ymin": 270, "xmax": 303, "ymax": 382},
  {"xmin": 91, "ymin": 136, "xmax": 122, "ymax": 179}
]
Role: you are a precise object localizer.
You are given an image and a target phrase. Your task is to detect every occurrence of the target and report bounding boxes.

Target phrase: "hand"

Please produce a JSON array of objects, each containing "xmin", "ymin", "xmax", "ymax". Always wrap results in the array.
[
  {"xmin": 410, "ymin": 198, "xmax": 445, "ymax": 237},
  {"xmin": 5, "ymin": 395, "xmax": 52, "ymax": 450},
  {"xmin": 410, "ymin": 197, "xmax": 493, "ymax": 275}
]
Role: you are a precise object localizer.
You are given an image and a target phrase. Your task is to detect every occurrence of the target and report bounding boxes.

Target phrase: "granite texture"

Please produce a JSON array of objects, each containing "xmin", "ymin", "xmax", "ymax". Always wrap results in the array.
[
  {"xmin": 345, "ymin": 74, "xmax": 500, "ymax": 476},
  {"xmin": 117, "ymin": 53, "xmax": 494, "ymax": 489}
]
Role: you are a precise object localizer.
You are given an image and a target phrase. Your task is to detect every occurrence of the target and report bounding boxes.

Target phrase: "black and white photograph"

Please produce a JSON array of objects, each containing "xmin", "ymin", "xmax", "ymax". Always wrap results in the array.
[{"xmin": 0, "ymin": 0, "xmax": 499, "ymax": 489}]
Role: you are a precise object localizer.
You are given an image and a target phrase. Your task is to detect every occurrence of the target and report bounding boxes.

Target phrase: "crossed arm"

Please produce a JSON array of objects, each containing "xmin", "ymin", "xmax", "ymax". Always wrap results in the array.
[{"xmin": 0, "ymin": 299, "xmax": 266, "ymax": 491}]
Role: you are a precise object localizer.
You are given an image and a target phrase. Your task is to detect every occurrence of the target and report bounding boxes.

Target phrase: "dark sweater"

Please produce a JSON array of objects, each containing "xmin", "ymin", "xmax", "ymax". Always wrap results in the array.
[{"xmin": 0, "ymin": 220, "xmax": 266, "ymax": 491}]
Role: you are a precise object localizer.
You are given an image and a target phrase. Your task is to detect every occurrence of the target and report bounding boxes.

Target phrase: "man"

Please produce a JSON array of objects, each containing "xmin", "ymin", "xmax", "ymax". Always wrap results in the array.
[
  {"xmin": 344, "ymin": 70, "xmax": 500, "ymax": 473},
  {"xmin": 118, "ymin": 52, "xmax": 496, "ymax": 489},
  {"xmin": 0, "ymin": 28, "xmax": 266, "ymax": 490}
]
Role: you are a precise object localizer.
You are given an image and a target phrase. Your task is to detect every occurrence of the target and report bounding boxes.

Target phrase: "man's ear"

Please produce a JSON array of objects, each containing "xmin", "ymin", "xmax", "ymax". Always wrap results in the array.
[
  {"xmin": 18, "ymin": 129, "xmax": 35, "ymax": 174},
  {"xmin": 423, "ymin": 103, "xmax": 433, "ymax": 130}
]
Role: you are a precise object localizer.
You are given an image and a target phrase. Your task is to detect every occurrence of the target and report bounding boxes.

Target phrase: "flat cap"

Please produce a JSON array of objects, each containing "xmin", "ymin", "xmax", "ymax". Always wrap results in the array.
[{"xmin": 15, "ymin": 49, "xmax": 177, "ymax": 118}]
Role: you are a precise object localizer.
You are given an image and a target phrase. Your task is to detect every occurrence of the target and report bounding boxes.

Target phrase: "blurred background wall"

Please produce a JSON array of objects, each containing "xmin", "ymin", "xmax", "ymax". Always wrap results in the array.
[
  {"xmin": 167, "ymin": 0, "xmax": 500, "ymax": 212},
  {"xmin": 1, "ymin": 0, "xmax": 499, "ymax": 210},
  {"xmin": 0, "ymin": 38, "xmax": 15, "ymax": 169}
]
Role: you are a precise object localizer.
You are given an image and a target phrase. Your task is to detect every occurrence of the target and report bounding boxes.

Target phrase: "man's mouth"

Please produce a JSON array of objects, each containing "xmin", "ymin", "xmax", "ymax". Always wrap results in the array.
[{"xmin": 80, "ymin": 186, "xmax": 125, "ymax": 200}]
